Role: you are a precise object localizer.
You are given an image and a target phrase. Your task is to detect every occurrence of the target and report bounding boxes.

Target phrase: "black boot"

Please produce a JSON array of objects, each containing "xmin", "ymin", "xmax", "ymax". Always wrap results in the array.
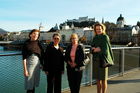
[
  {"xmin": 26, "ymin": 89, "xmax": 35, "ymax": 93},
  {"xmin": 32, "ymin": 87, "xmax": 35, "ymax": 93},
  {"xmin": 26, "ymin": 90, "xmax": 32, "ymax": 93}
]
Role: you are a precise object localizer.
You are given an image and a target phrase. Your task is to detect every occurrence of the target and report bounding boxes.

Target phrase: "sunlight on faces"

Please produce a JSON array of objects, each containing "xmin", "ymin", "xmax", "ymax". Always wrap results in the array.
[
  {"xmin": 95, "ymin": 26, "xmax": 103, "ymax": 35},
  {"xmin": 71, "ymin": 33, "xmax": 79, "ymax": 44},
  {"xmin": 53, "ymin": 36, "xmax": 60, "ymax": 45},
  {"xmin": 30, "ymin": 32, "xmax": 39, "ymax": 41}
]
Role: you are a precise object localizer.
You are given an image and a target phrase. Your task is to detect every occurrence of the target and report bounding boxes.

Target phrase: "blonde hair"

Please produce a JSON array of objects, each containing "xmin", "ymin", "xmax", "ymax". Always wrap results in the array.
[
  {"xmin": 70, "ymin": 33, "xmax": 79, "ymax": 41},
  {"xmin": 93, "ymin": 23, "xmax": 106, "ymax": 35}
]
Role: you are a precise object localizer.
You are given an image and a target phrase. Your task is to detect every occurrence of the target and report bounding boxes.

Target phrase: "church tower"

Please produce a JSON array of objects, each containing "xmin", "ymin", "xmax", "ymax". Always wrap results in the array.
[
  {"xmin": 116, "ymin": 14, "xmax": 125, "ymax": 28},
  {"xmin": 102, "ymin": 17, "xmax": 104, "ymax": 24}
]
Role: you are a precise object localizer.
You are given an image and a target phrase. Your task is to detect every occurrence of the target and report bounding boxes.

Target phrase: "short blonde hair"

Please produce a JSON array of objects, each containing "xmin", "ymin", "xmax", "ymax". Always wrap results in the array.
[
  {"xmin": 70, "ymin": 33, "xmax": 79, "ymax": 41},
  {"xmin": 93, "ymin": 23, "xmax": 106, "ymax": 35}
]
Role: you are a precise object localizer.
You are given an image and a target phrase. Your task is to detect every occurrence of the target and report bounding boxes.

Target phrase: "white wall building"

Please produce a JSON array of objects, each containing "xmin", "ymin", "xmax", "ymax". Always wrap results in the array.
[
  {"xmin": 60, "ymin": 27, "xmax": 93, "ymax": 43},
  {"xmin": 67, "ymin": 16, "xmax": 95, "ymax": 23}
]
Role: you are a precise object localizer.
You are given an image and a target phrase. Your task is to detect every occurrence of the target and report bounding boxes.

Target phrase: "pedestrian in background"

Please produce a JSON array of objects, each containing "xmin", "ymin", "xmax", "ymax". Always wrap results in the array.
[{"xmin": 22, "ymin": 29, "xmax": 44, "ymax": 93}]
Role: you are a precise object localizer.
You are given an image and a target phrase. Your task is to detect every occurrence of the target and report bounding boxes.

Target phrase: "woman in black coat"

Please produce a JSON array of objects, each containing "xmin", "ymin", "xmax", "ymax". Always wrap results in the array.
[
  {"xmin": 65, "ymin": 33, "xmax": 85, "ymax": 93},
  {"xmin": 43, "ymin": 33, "xmax": 64, "ymax": 93}
]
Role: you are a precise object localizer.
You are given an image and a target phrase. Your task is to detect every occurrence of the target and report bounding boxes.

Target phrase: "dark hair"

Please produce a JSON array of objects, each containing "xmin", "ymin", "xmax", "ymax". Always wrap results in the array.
[
  {"xmin": 52, "ymin": 33, "xmax": 61, "ymax": 39},
  {"xmin": 29, "ymin": 29, "xmax": 40, "ymax": 39}
]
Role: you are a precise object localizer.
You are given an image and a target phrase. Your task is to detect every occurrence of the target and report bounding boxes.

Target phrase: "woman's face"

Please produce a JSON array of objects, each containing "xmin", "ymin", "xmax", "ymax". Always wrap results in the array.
[
  {"xmin": 95, "ymin": 26, "xmax": 103, "ymax": 35},
  {"xmin": 30, "ymin": 31, "xmax": 39, "ymax": 41},
  {"xmin": 53, "ymin": 35, "xmax": 60, "ymax": 45},
  {"xmin": 71, "ymin": 35, "xmax": 78, "ymax": 44}
]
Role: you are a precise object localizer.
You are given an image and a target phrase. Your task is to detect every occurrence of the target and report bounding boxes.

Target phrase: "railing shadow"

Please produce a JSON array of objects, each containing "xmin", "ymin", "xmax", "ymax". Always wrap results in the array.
[{"xmin": 108, "ymin": 79, "xmax": 140, "ymax": 84}]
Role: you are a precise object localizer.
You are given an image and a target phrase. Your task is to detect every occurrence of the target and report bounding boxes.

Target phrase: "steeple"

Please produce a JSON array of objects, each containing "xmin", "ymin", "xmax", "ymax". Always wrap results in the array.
[
  {"xmin": 102, "ymin": 17, "xmax": 104, "ymax": 24},
  {"xmin": 53, "ymin": 23, "xmax": 59, "ymax": 30},
  {"xmin": 39, "ymin": 22, "xmax": 43, "ymax": 31},
  {"xmin": 71, "ymin": 22, "xmax": 74, "ymax": 29}
]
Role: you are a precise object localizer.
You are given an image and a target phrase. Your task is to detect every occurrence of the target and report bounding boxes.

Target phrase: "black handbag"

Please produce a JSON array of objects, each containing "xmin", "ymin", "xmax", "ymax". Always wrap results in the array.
[{"xmin": 83, "ymin": 55, "xmax": 90, "ymax": 66}]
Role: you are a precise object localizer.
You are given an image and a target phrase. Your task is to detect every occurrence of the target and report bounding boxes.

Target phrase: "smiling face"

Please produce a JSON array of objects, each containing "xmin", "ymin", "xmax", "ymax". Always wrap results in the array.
[
  {"xmin": 53, "ymin": 35, "xmax": 61, "ymax": 45},
  {"xmin": 30, "ymin": 31, "xmax": 39, "ymax": 41},
  {"xmin": 71, "ymin": 33, "xmax": 79, "ymax": 45},
  {"xmin": 95, "ymin": 25, "xmax": 103, "ymax": 35}
]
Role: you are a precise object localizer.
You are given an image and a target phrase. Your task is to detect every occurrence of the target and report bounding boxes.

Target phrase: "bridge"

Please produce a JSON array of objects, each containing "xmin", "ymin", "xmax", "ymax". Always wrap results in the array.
[
  {"xmin": 0, "ymin": 47, "xmax": 140, "ymax": 93},
  {"xmin": 0, "ymin": 41, "xmax": 24, "ymax": 46},
  {"xmin": 63, "ymin": 70, "xmax": 140, "ymax": 93},
  {"xmin": 0, "ymin": 41, "xmax": 13, "ymax": 44}
]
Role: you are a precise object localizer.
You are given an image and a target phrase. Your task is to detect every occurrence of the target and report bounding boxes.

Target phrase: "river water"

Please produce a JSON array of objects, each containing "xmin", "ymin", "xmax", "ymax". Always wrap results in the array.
[
  {"xmin": 1, "ymin": 46, "xmax": 140, "ymax": 93},
  {"xmin": 0, "ymin": 50, "xmax": 91, "ymax": 93}
]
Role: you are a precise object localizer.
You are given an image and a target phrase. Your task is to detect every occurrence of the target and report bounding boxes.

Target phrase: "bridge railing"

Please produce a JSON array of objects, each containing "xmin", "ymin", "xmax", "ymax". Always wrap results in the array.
[{"xmin": 0, "ymin": 47, "xmax": 140, "ymax": 93}]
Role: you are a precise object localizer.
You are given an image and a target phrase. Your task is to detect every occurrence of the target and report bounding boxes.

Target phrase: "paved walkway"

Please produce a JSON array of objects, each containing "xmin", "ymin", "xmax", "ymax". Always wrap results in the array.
[{"xmin": 63, "ymin": 70, "xmax": 140, "ymax": 93}]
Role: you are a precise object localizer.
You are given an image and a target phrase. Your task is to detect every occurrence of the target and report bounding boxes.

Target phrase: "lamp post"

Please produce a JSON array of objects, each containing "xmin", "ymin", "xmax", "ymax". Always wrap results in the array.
[{"xmin": 39, "ymin": 22, "xmax": 44, "ymax": 31}]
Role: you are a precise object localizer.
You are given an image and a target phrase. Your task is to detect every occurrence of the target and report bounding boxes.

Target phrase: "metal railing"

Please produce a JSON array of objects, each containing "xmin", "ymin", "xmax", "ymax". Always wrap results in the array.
[
  {"xmin": 111, "ymin": 47, "xmax": 140, "ymax": 76},
  {"xmin": 0, "ymin": 47, "xmax": 140, "ymax": 93}
]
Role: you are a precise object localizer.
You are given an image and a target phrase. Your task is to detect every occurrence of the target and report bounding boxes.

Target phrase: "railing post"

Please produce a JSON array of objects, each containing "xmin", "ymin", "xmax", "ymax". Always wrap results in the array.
[
  {"xmin": 89, "ymin": 53, "xmax": 93, "ymax": 86},
  {"xmin": 119, "ymin": 50, "xmax": 121, "ymax": 73},
  {"xmin": 121, "ymin": 49, "xmax": 125, "ymax": 76},
  {"xmin": 139, "ymin": 49, "xmax": 140, "ymax": 69}
]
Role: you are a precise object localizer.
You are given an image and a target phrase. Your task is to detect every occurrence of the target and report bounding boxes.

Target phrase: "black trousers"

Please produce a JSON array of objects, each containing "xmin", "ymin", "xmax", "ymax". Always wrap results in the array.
[
  {"xmin": 67, "ymin": 68, "xmax": 83, "ymax": 93},
  {"xmin": 26, "ymin": 88, "xmax": 35, "ymax": 93},
  {"xmin": 47, "ymin": 72, "xmax": 62, "ymax": 93}
]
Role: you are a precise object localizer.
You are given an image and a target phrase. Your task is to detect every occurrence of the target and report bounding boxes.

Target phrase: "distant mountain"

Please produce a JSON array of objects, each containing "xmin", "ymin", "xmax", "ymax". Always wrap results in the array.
[{"xmin": 0, "ymin": 28, "xmax": 8, "ymax": 34}]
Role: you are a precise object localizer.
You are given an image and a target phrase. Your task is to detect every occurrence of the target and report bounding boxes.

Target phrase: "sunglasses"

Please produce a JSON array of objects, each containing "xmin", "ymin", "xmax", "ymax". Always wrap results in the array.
[
  {"xmin": 54, "ymin": 38, "xmax": 60, "ymax": 40},
  {"xmin": 71, "ymin": 38, "xmax": 77, "ymax": 40}
]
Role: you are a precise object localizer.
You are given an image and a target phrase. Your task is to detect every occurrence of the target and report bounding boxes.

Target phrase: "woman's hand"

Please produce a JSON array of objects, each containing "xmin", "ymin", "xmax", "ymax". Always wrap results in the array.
[
  {"xmin": 45, "ymin": 71, "xmax": 49, "ymax": 75},
  {"xmin": 71, "ymin": 62, "xmax": 77, "ymax": 68},
  {"xmin": 92, "ymin": 47, "xmax": 101, "ymax": 52},
  {"xmin": 68, "ymin": 61, "xmax": 77, "ymax": 68},
  {"xmin": 24, "ymin": 70, "xmax": 29, "ymax": 77},
  {"xmin": 23, "ymin": 59, "xmax": 29, "ymax": 77}
]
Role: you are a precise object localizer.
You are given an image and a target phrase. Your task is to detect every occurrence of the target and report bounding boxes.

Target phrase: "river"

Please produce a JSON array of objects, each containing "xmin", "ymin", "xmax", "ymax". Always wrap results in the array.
[
  {"xmin": 1, "ymin": 46, "xmax": 140, "ymax": 93},
  {"xmin": 0, "ymin": 50, "xmax": 91, "ymax": 93}
]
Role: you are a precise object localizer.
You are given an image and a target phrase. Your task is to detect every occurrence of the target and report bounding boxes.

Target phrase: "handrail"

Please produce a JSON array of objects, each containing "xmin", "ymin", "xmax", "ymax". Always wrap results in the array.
[
  {"xmin": 0, "ymin": 46, "xmax": 140, "ymax": 92},
  {"xmin": 112, "ymin": 47, "xmax": 140, "ymax": 49},
  {"xmin": 0, "ymin": 51, "xmax": 21, "ymax": 56},
  {"xmin": 1, "ymin": 47, "xmax": 140, "ymax": 56}
]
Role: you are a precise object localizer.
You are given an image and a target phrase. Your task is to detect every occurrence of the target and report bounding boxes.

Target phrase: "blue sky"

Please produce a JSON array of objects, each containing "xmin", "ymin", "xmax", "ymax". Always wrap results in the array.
[{"xmin": 0, "ymin": 0, "xmax": 140, "ymax": 31}]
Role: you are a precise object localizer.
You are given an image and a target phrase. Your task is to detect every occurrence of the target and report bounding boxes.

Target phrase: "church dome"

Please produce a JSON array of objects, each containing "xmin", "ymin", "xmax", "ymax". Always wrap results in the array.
[{"xmin": 117, "ymin": 14, "xmax": 124, "ymax": 21}]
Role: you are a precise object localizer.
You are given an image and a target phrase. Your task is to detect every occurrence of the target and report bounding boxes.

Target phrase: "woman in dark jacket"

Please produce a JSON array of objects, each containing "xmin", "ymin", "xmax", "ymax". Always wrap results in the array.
[
  {"xmin": 91, "ymin": 23, "xmax": 114, "ymax": 93},
  {"xmin": 43, "ymin": 33, "xmax": 64, "ymax": 93},
  {"xmin": 65, "ymin": 33, "xmax": 85, "ymax": 93},
  {"xmin": 22, "ymin": 29, "xmax": 44, "ymax": 93}
]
